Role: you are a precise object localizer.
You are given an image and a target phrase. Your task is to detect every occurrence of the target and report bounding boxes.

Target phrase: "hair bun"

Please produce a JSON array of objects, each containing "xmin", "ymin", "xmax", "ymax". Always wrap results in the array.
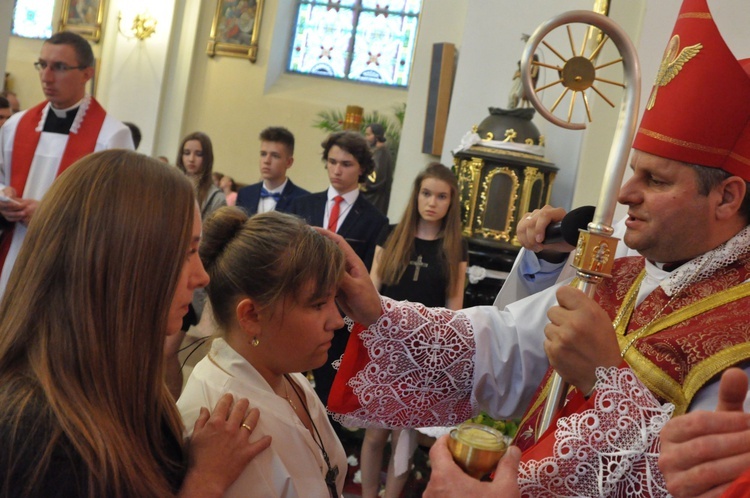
[{"xmin": 199, "ymin": 207, "xmax": 248, "ymax": 271}]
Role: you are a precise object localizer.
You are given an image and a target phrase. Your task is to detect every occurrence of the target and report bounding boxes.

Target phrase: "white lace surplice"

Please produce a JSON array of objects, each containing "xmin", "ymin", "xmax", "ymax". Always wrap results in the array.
[
  {"xmin": 518, "ymin": 367, "xmax": 673, "ymax": 497},
  {"xmin": 333, "ymin": 299, "xmax": 478, "ymax": 429},
  {"xmin": 332, "ymin": 301, "xmax": 674, "ymax": 497}
]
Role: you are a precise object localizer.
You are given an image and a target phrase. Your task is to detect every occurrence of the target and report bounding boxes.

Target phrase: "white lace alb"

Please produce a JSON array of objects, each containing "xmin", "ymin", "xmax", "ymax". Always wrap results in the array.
[
  {"xmin": 519, "ymin": 367, "xmax": 673, "ymax": 497},
  {"xmin": 332, "ymin": 297, "xmax": 477, "ymax": 429},
  {"xmin": 334, "ymin": 303, "xmax": 676, "ymax": 497}
]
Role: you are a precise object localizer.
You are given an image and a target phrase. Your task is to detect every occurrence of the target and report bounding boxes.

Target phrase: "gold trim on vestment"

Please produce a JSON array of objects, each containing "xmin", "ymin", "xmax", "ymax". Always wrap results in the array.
[
  {"xmin": 612, "ymin": 270, "xmax": 646, "ymax": 333},
  {"xmin": 619, "ymin": 279, "xmax": 750, "ymax": 415},
  {"xmin": 518, "ymin": 377, "xmax": 547, "ymax": 433},
  {"xmin": 516, "ymin": 271, "xmax": 750, "ymax": 440},
  {"xmin": 637, "ymin": 128, "xmax": 730, "ymax": 155},
  {"xmin": 684, "ymin": 343, "xmax": 750, "ymax": 402},
  {"xmin": 677, "ymin": 12, "xmax": 712, "ymax": 20}
]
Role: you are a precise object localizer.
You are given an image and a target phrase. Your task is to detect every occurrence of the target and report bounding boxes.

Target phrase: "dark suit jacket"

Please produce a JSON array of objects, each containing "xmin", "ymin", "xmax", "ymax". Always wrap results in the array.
[
  {"xmin": 235, "ymin": 179, "xmax": 309, "ymax": 215},
  {"xmin": 288, "ymin": 191, "xmax": 388, "ymax": 270}
]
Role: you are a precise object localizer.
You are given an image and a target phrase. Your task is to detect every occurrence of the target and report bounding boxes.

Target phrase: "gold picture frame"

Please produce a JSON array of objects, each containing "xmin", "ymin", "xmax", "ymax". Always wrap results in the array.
[
  {"xmin": 206, "ymin": 0, "xmax": 264, "ymax": 63},
  {"xmin": 58, "ymin": 0, "xmax": 106, "ymax": 42}
]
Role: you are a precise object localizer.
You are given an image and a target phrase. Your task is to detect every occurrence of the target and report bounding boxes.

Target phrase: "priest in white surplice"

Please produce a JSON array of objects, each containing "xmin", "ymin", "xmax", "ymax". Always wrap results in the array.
[{"xmin": 0, "ymin": 31, "xmax": 133, "ymax": 298}]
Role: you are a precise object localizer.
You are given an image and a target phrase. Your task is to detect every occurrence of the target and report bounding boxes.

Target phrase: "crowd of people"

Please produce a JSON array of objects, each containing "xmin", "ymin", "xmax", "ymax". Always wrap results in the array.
[{"xmin": 2, "ymin": 0, "xmax": 750, "ymax": 496}]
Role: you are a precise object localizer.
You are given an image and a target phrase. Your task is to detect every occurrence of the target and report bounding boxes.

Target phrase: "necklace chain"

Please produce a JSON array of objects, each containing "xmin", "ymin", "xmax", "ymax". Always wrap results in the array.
[
  {"xmin": 619, "ymin": 284, "xmax": 677, "ymax": 356},
  {"xmin": 283, "ymin": 378, "xmax": 297, "ymax": 411},
  {"xmin": 284, "ymin": 374, "xmax": 339, "ymax": 498}
]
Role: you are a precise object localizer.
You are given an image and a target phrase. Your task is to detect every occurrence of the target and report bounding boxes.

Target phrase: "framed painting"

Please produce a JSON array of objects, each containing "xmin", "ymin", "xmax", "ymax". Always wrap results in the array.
[
  {"xmin": 206, "ymin": 0, "xmax": 264, "ymax": 63},
  {"xmin": 59, "ymin": 0, "xmax": 105, "ymax": 42}
]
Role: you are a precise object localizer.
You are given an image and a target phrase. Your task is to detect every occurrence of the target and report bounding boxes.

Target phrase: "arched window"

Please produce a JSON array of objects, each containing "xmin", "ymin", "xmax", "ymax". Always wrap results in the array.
[
  {"xmin": 12, "ymin": 0, "xmax": 54, "ymax": 39},
  {"xmin": 288, "ymin": 0, "xmax": 422, "ymax": 88}
]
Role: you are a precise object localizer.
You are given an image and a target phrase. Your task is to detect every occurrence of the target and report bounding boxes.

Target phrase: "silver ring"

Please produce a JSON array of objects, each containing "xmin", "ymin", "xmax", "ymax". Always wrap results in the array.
[{"xmin": 525, "ymin": 215, "xmax": 533, "ymax": 220}]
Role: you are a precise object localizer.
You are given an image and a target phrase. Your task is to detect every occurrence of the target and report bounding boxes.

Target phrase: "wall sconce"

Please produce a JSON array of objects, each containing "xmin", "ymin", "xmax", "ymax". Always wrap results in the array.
[{"xmin": 118, "ymin": 11, "xmax": 157, "ymax": 41}]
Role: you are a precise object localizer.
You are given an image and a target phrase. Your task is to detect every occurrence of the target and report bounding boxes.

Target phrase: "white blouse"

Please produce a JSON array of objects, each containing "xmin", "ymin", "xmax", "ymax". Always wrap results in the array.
[{"xmin": 178, "ymin": 338, "xmax": 347, "ymax": 498}]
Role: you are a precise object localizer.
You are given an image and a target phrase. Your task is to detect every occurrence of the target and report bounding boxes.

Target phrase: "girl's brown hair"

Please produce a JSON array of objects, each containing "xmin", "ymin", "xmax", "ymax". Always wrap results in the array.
[
  {"xmin": 0, "ymin": 150, "xmax": 195, "ymax": 497},
  {"xmin": 176, "ymin": 131, "xmax": 215, "ymax": 207},
  {"xmin": 377, "ymin": 163, "xmax": 463, "ymax": 290}
]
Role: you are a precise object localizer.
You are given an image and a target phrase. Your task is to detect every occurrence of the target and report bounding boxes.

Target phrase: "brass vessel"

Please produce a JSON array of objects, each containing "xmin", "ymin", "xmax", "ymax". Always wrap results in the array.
[{"xmin": 447, "ymin": 423, "xmax": 507, "ymax": 479}]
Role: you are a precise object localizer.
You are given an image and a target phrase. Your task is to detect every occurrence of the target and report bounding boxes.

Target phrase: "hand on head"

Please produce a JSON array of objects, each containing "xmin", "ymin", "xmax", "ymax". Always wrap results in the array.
[
  {"xmin": 423, "ymin": 435, "xmax": 521, "ymax": 498},
  {"xmin": 314, "ymin": 227, "xmax": 382, "ymax": 326},
  {"xmin": 659, "ymin": 368, "xmax": 750, "ymax": 498}
]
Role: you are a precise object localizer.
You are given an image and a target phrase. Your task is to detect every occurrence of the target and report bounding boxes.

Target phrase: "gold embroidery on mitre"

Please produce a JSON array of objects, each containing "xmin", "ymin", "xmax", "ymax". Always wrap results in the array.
[
  {"xmin": 729, "ymin": 151, "xmax": 750, "ymax": 167},
  {"xmin": 638, "ymin": 127, "xmax": 730, "ymax": 156},
  {"xmin": 646, "ymin": 35, "xmax": 703, "ymax": 110},
  {"xmin": 677, "ymin": 12, "xmax": 712, "ymax": 20}
]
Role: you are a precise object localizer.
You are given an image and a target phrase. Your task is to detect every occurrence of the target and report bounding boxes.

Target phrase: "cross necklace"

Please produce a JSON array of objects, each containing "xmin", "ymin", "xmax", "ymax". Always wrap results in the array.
[{"xmin": 409, "ymin": 255, "xmax": 428, "ymax": 281}]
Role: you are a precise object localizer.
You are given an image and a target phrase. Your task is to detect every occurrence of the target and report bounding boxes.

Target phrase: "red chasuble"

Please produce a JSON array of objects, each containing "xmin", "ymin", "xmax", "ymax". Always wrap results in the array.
[
  {"xmin": 514, "ymin": 254, "xmax": 750, "ymax": 454},
  {"xmin": 723, "ymin": 469, "xmax": 750, "ymax": 497}
]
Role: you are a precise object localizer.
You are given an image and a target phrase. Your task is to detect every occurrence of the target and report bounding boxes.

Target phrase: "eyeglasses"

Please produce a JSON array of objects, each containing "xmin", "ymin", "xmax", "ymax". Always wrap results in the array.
[{"xmin": 34, "ymin": 61, "xmax": 87, "ymax": 73}]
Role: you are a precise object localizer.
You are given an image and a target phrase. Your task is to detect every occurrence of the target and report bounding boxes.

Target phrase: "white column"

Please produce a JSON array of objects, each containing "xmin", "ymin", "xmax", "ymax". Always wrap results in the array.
[{"xmin": 94, "ymin": 0, "xmax": 184, "ymax": 156}]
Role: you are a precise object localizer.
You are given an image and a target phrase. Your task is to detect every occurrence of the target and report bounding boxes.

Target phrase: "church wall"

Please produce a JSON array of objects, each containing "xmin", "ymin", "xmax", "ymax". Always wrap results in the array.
[
  {"xmin": 0, "ymin": 1, "xmax": 14, "ymax": 92},
  {"xmin": 4, "ymin": 2, "xmax": 63, "ymax": 113},
  {"xmin": 4, "ymin": 36, "xmax": 47, "ymax": 109},
  {"xmin": 439, "ymin": 0, "xmax": 750, "ymax": 221},
  {"xmin": 438, "ymin": 0, "xmax": 622, "ymax": 215},
  {"xmin": 385, "ymin": 0, "xmax": 469, "ymax": 220},
  {"xmin": 5, "ymin": 1, "xmax": 749, "ymax": 219},
  {"xmin": 179, "ymin": 0, "xmax": 409, "ymax": 194}
]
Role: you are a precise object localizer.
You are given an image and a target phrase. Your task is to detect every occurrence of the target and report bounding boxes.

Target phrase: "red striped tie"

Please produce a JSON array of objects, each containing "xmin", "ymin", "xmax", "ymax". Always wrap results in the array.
[{"xmin": 327, "ymin": 195, "xmax": 344, "ymax": 231}]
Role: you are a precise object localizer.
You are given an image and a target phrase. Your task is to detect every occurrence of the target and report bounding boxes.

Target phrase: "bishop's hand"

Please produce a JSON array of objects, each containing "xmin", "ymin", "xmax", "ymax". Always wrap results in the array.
[
  {"xmin": 314, "ymin": 227, "xmax": 382, "ymax": 326},
  {"xmin": 544, "ymin": 285, "xmax": 622, "ymax": 395}
]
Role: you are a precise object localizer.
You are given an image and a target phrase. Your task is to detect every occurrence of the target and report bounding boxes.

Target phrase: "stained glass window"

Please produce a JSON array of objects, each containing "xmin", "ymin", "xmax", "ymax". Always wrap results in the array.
[
  {"xmin": 12, "ymin": 0, "xmax": 55, "ymax": 39},
  {"xmin": 288, "ymin": 0, "xmax": 421, "ymax": 87}
]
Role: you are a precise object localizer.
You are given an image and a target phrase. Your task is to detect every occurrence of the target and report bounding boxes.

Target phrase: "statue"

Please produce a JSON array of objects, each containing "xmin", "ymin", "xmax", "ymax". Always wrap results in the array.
[
  {"xmin": 508, "ymin": 34, "xmax": 540, "ymax": 109},
  {"xmin": 508, "ymin": 55, "xmax": 539, "ymax": 109}
]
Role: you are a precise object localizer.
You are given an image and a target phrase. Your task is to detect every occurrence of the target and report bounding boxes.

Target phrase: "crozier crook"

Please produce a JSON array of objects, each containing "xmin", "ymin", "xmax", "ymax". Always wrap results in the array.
[{"xmin": 519, "ymin": 10, "xmax": 641, "ymax": 440}]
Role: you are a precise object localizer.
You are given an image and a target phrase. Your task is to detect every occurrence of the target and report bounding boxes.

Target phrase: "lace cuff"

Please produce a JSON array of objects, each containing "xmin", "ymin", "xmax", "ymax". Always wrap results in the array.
[
  {"xmin": 518, "ymin": 366, "xmax": 674, "ymax": 497},
  {"xmin": 329, "ymin": 296, "xmax": 478, "ymax": 428}
]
